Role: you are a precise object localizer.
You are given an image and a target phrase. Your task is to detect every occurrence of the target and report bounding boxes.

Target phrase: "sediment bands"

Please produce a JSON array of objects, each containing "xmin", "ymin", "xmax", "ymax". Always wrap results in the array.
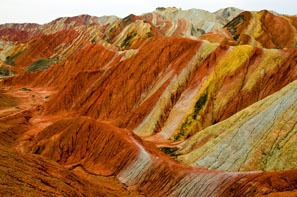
[{"xmin": 0, "ymin": 7, "xmax": 297, "ymax": 196}]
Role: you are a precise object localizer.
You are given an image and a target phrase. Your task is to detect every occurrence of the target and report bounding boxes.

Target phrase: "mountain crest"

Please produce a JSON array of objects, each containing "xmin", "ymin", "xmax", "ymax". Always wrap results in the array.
[{"xmin": 0, "ymin": 7, "xmax": 297, "ymax": 196}]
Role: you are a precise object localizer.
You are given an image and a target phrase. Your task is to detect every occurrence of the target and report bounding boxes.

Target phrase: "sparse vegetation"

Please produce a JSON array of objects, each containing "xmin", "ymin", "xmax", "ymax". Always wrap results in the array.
[
  {"xmin": 25, "ymin": 58, "xmax": 58, "ymax": 73},
  {"xmin": 0, "ymin": 67, "xmax": 13, "ymax": 76},
  {"xmin": 109, "ymin": 27, "xmax": 115, "ymax": 33},
  {"xmin": 156, "ymin": 7, "xmax": 166, "ymax": 11},
  {"xmin": 91, "ymin": 38, "xmax": 96, "ymax": 43},
  {"xmin": 175, "ymin": 116, "xmax": 193, "ymax": 141},
  {"xmin": 20, "ymin": 87, "xmax": 31, "ymax": 91},
  {"xmin": 175, "ymin": 90, "xmax": 208, "ymax": 141},
  {"xmin": 120, "ymin": 32, "xmax": 137, "ymax": 49},
  {"xmin": 225, "ymin": 14, "xmax": 246, "ymax": 37},
  {"xmin": 146, "ymin": 31, "xmax": 152, "ymax": 38},
  {"xmin": 146, "ymin": 27, "xmax": 153, "ymax": 38},
  {"xmin": 5, "ymin": 51, "xmax": 24, "ymax": 66},
  {"xmin": 122, "ymin": 15, "xmax": 132, "ymax": 25},
  {"xmin": 5, "ymin": 56, "xmax": 14, "ymax": 65},
  {"xmin": 193, "ymin": 91, "xmax": 208, "ymax": 119},
  {"xmin": 160, "ymin": 147, "xmax": 179, "ymax": 156},
  {"xmin": 233, "ymin": 34, "xmax": 240, "ymax": 41}
]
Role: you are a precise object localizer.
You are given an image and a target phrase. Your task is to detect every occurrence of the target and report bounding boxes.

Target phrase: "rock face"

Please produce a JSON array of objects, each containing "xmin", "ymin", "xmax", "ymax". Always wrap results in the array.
[
  {"xmin": 140, "ymin": 7, "xmax": 242, "ymax": 39},
  {"xmin": 0, "ymin": 7, "xmax": 241, "ymax": 76},
  {"xmin": 0, "ymin": 7, "xmax": 297, "ymax": 196},
  {"xmin": 147, "ymin": 7, "xmax": 226, "ymax": 37},
  {"xmin": 224, "ymin": 10, "xmax": 297, "ymax": 48},
  {"xmin": 215, "ymin": 7, "xmax": 244, "ymax": 21},
  {"xmin": 176, "ymin": 80, "xmax": 297, "ymax": 171},
  {"xmin": 0, "ymin": 144, "xmax": 141, "ymax": 196}
]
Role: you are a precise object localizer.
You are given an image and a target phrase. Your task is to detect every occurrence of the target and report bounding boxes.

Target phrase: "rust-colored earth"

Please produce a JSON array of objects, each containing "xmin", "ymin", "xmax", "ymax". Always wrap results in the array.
[{"xmin": 1, "ymin": 7, "xmax": 297, "ymax": 196}]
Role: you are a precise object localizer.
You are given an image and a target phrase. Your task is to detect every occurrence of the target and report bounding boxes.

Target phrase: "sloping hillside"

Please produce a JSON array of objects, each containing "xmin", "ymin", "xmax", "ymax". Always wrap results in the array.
[{"xmin": 0, "ymin": 7, "xmax": 297, "ymax": 196}]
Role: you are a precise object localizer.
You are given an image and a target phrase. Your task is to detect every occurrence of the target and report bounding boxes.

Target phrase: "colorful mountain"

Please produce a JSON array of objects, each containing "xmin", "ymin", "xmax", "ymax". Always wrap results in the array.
[{"xmin": 0, "ymin": 7, "xmax": 297, "ymax": 196}]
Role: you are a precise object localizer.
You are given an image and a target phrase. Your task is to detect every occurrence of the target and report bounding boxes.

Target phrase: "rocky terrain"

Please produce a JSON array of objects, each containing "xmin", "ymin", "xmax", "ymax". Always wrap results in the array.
[{"xmin": 0, "ymin": 7, "xmax": 297, "ymax": 196}]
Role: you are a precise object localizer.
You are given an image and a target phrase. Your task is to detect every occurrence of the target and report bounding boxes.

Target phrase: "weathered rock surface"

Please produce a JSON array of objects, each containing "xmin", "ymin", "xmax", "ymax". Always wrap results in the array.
[
  {"xmin": 176, "ymin": 80, "xmax": 297, "ymax": 171},
  {"xmin": 145, "ymin": 7, "xmax": 226, "ymax": 38},
  {"xmin": 139, "ymin": 7, "xmax": 243, "ymax": 39},
  {"xmin": 215, "ymin": 7, "xmax": 244, "ymax": 21},
  {"xmin": 0, "ymin": 7, "xmax": 297, "ymax": 196},
  {"xmin": 224, "ymin": 10, "xmax": 297, "ymax": 48},
  {"xmin": 0, "ymin": 144, "xmax": 141, "ymax": 196},
  {"xmin": 0, "ymin": 7, "xmax": 242, "ymax": 76},
  {"xmin": 6, "ymin": 115, "xmax": 297, "ymax": 196}
]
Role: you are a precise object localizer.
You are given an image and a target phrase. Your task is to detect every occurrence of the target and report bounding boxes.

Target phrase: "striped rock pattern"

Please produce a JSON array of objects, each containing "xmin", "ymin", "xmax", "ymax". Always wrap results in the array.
[
  {"xmin": 0, "ymin": 7, "xmax": 297, "ymax": 196},
  {"xmin": 176, "ymin": 80, "xmax": 297, "ymax": 171}
]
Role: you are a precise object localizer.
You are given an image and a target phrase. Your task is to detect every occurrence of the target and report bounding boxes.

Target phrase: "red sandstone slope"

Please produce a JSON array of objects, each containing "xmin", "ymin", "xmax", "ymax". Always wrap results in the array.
[
  {"xmin": 0, "ymin": 8, "xmax": 240, "ymax": 77},
  {"xmin": 0, "ymin": 23, "xmax": 40, "ymax": 42},
  {"xmin": 0, "ymin": 28, "xmax": 101, "ymax": 75},
  {"xmin": 0, "ymin": 8, "xmax": 297, "ymax": 196},
  {"xmin": 5, "ymin": 36, "xmax": 296, "ymax": 139},
  {"xmin": 2, "ymin": 111, "xmax": 297, "ymax": 196},
  {"xmin": 0, "ymin": 15, "xmax": 104, "ymax": 42},
  {"xmin": 0, "ymin": 15, "xmax": 115, "ymax": 76},
  {"xmin": 224, "ymin": 10, "xmax": 297, "ymax": 48},
  {"xmin": 0, "ymin": 144, "xmax": 142, "ymax": 196}
]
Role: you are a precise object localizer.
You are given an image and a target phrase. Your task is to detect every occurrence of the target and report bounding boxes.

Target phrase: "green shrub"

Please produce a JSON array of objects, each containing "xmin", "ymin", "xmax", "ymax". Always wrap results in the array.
[
  {"xmin": 160, "ymin": 147, "xmax": 179, "ymax": 156},
  {"xmin": 120, "ymin": 32, "xmax": 137, "ymax": 49},
  {"xmin": 174, "ymin": 90, "xmax": 208, "ymax": 141},
  {"xmin": 19, "ymin": 87, "xmax": 31, "ymax": 91},
  {"xmin": 175, "ymin": 116, "xmax": 193, "ymax": 141},
  {"xmin": 225, "ymin": 14, "xmax": 246, "ymax": 37},
  {"xmin": 146, "ymin": 31, "xmax": 152, "ymax": 38},
  {"xmin": 91, "ymin": 38, "xmax": 96, "ymax": 43},
  {"xmin": 25, "ymin": 58, "xmax": 52, "ymax": 73},
  {"xmin": 193, "ymin": 91, "xmax": 208, "ymax": 119},
  {"xmin": 5, "ymin": 51, "xmax": 23, "ymax": 66},
  {"xmin": 0, "ymin": 67, "xmax": 13, "ymax": 76},
  {"xmin": 233, "ymin": 34, "xmax": 240, "ymax": 41}
]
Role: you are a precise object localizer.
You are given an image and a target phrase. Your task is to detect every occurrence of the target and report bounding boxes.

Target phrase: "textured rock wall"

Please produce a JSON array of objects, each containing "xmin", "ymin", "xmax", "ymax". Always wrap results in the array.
[{"xmin": 1, "ymin": 7, "xmax": 297, "ymax": 196}]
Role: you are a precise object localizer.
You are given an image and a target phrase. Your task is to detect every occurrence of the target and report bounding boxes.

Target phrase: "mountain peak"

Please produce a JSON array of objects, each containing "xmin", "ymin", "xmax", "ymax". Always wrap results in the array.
[{"xmin": 0, "ymin": 7, "xmax": 297, "ymax": 196}]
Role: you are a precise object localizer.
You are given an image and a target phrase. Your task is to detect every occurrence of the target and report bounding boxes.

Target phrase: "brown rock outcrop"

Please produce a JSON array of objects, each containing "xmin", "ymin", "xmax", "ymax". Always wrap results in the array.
[
  {"xmin": 0, "ymin": 144, "xmax": 140, "ymax": 196},
  {"xmin": 0, "ymin": 7, "xmax": 297, "ymax": 196},
  {"xmin": 225, "ymin": 10, "xmax": 297, "ymax": 48}
]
